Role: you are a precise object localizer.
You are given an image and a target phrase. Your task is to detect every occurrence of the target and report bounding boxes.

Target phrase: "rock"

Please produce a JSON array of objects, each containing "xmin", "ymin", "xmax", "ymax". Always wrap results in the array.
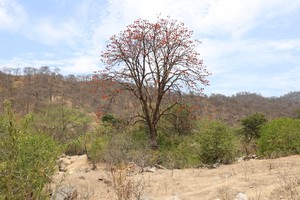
[
  {"xmin": 141, "ymin": 197, "xmax": 152, "ymax": 200},
  {"xmin": 58, "ymin": 160, "xmax": 68, "ymax": 172},
  {"xmin": 144, "ymin": 166, "xmax": 156, "ymax": 173},
  {"xmin": 212, "ymin": 163, "xmax": 220, "ymax": 168},
  {"xmin": 198, "ymin": 163, "xmax": 220, "ymax": 169},
  {"xmin": 237, "ymin": 156, "xmax": 246, "ymax": 162},
  {"xmin": 234, "ymin": 192, "xmax": 249, "ymax": 200},
  {"xmin": 51, "ymin": 185, "xmax": 77, "ymax": 200},
  {"xmin": 165, "ymin": 196, "xmax": 181, "ymax": 200},
  {"xmin": 155, "ymin": 164, "xmax": 167, "ymax": 170},
  {"xmin": 58, "ymin": 157, "xmax": 71, "ymax": 172},
  {"xmin": 60, "ymin": 154, "xmax": 67, "ymax": 158}
]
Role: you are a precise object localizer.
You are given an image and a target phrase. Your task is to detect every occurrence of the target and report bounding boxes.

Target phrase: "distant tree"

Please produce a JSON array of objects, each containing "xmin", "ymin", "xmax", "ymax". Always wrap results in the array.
[
  {"xmin": 293, "ymin": 109, "xmax": 300, "ymax": 119},
  {"xmin": 98, "ymin": 17, "xmax": 210, "ymax": 149},
  {"xmin": 23, "ymin": 66, "xmax": 37, "ymax": 77},
  {"xmin": 241, "ymin": 113, "xmax": 267, "ymax": 142}
]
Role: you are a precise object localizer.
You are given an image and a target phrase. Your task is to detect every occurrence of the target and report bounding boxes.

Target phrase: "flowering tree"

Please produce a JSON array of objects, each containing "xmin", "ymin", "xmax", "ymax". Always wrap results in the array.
[{"xmin": 99, "ymin": 17, "xmax": 210, "ymax": 149}]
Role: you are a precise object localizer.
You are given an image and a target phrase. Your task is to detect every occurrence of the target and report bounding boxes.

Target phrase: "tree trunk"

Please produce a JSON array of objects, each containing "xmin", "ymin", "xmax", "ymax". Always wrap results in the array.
[{"xmin": 148, "ymin": 123, "xmax": 158, "ymax": 150}]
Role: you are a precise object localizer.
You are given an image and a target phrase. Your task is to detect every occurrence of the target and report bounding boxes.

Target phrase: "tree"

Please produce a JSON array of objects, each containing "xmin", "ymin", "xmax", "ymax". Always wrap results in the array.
[
  {"xmin": 98, "ymin": 17, "xmax": 210, "ymax": 149},
  {"xmin": 241, "ymin": 113, "xmax": 267, "ymax": 142}
]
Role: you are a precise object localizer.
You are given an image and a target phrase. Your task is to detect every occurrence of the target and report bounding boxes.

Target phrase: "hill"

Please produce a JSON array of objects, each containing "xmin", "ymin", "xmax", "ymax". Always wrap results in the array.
[{"xmin": 1, "ymin": 67, "xmax": 300, "ymax": 125}]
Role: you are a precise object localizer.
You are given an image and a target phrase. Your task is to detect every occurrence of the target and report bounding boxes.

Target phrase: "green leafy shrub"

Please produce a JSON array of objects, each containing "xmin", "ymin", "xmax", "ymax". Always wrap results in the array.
[
  {"xmin": 158, "ymin": 135, "xmax": 200, "ymax": 169},
  {"xmin": 84, "ymin": 123, "xmax": 152, "ymax": 167},
  {"xmin": 102, "ymin": 114, "xmax": 120, "ymax": 126},
  {"xmin": 144, "ymin": 104, "xmax": 198, "ymax": 168},
  {"xmin": 258, "ymin": 118, "xmax": 300, "ymax": 158},
  {"xmin": 87, "ymin": 134, "xmax": 110, "ymax": 166},
  {"xmin": 32, "ymin": 103, "xmax": 91, "ymax": 155},
  {"xmin": 195, "ymin": 120, "xmax": 238, "ymax": 164},
  {"xmin": 0, "ymin": 101, "xmax": 62, "ymax": 199}
]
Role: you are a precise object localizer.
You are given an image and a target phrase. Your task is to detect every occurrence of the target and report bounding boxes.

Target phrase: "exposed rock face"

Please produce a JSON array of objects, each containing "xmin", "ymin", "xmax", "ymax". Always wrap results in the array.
[{"xmin": 51, "ymin": 185, "xmax": 78, "ymax": 200}]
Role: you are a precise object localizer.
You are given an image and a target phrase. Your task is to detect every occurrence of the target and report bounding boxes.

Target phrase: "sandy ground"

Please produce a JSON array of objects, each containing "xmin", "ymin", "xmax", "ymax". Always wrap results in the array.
[{"xmin": 52, "ymin": 155, "xmax": 300, "ymax": 200}]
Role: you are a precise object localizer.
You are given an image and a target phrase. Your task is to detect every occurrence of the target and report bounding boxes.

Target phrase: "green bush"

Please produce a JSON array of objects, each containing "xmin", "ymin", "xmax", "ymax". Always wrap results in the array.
[
  {"xmin": 0, "ymin": 101, "xmax": 62, "ymax": 199},
  {"xmin": 157, "ymin": 120, "xmax": 238, "ymax": 168},
  {"xmin": 32, "ymin": 103, "xmax": 91, "ymax": 155},
  {"xmin": 258, "ymin": 118, "xmax": 300, "ymax": 158},
  {"xmin": 87, "ymin": 134, "xmax": 110, "ymax": 165},
  {"xmin": 102, "ymin": 114, "xmax": 120, "ymax": 126},
  {"xmin": 195, "ymin": 120, "xmax": 238, "ymax": 164},
  {"xmin": 158, "ymin": 135, "xmax": 200, "ymax": 169},
  {"xmin": 84, "ymin": 123, "xmax": 152, "ymax": 167}
]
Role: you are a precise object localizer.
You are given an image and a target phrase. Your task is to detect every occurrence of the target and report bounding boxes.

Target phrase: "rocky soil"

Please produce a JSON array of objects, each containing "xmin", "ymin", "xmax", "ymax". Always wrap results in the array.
[{"xmin": 51, "ymin": 155, "xmax": 300, "ymax": 200}]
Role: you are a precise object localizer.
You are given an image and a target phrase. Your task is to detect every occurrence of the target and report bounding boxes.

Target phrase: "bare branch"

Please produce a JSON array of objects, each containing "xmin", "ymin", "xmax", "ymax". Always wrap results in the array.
[{"xmin": 98, "ymin": 17, "xmax": 210, "ymax": 149}]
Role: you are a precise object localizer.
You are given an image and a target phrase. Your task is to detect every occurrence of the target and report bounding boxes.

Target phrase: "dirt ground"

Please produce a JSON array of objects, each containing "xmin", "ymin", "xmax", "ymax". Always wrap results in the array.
[{"xmin": 52, "ymin": 155, "xmax": 300, "ymax": 200}]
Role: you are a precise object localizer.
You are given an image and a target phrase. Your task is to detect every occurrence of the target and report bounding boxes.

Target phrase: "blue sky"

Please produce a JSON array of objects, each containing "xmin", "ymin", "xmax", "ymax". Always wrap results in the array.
[{"xmin": 1, "ymin": 0, "xmax": 300, "ymax": 97}]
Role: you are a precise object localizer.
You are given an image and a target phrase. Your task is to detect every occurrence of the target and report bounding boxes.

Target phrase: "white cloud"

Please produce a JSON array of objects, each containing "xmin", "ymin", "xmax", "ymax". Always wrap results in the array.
[
  {"xmin": 94, "ymin": 0, "xmax": 300, "ymax": 40},
  {"xmin": 61, "ymin": 54, "xmax": 99, "ymax": 75},
  {"xmin": 0, "ymin": 50, "xmax": 99, "ymax": 76},
  {"xmin": 26, "ymin": 18, "xmax": 82, "ymax": 46},
  {"xmin": 0, "ymin": 0, "xmax": 27, "ymax": 31}
]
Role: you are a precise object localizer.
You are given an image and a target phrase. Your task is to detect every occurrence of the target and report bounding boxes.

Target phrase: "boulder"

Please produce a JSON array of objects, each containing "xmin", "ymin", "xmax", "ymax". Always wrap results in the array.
[
  {"xmin": 144, "ymin": 166, "xmax": 156, "ymax": 173},
  {"xmin": 51, "ymin": 185, "xmax": 77, "ymax": 200},
  {"xmin": 234, "ymin": 192, "xmax": 249, "ymax": 200}
]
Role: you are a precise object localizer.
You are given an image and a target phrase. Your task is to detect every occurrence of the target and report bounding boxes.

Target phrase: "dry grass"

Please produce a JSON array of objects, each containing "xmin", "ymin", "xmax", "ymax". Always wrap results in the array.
[
  {"xmin": 52, "ymin": 155, "xmax": 300, "ymax": 200},
  {"xmin": 269, "ymin": 169, "xmax": 300, "ymax": 200}
]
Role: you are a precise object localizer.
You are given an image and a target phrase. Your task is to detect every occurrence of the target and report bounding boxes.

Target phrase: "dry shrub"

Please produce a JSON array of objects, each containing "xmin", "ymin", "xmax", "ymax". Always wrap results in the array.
[
  {"xmin": 269, "ymin": 170, "xmax": 300, "ymax": 200},
  {"xmin": 110, "ymin": 164, "xmax": 145, "ymax": 200}
]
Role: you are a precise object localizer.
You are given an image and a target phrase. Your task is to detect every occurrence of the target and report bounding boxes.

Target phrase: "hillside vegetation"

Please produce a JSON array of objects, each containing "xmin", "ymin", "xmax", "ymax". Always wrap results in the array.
[
  {"xmin": 1, "ymin": 67, "xmax": 300, "ymax": 124},
  {"xmin": 1, "ymin": 66, "xmax": 300, "ymax": 199}
]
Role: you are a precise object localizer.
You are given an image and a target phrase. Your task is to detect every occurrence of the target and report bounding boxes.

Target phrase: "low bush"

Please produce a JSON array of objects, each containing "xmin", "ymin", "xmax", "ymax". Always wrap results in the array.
[
  {"xmin": 85, "ymin": 117, "xmax": 238, "ymax": 168},
  {"xmin": 32, "ymin": 103, "xmax": 91, "ymax": 154},
  {"xmin": 104, "ymin": 124, "xmax": 152, "ymax": 166},
  {"xmin": 157, "ymin": 131, "xmax": 200, "ymax": 168},
  {"xmin": 85, "ymin": 123, "xmax": 152, "ymax": 167},
  {"xmin": 258, "ymin": 118, "xmax": 300, "ymax": 158},
  {"xmin": 157, "ymin": 120, "xmax": 238, "ymax": 167},
  {"xmin": 195, "ymin": 120, "xmax": 238, "ymax": 164}
]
